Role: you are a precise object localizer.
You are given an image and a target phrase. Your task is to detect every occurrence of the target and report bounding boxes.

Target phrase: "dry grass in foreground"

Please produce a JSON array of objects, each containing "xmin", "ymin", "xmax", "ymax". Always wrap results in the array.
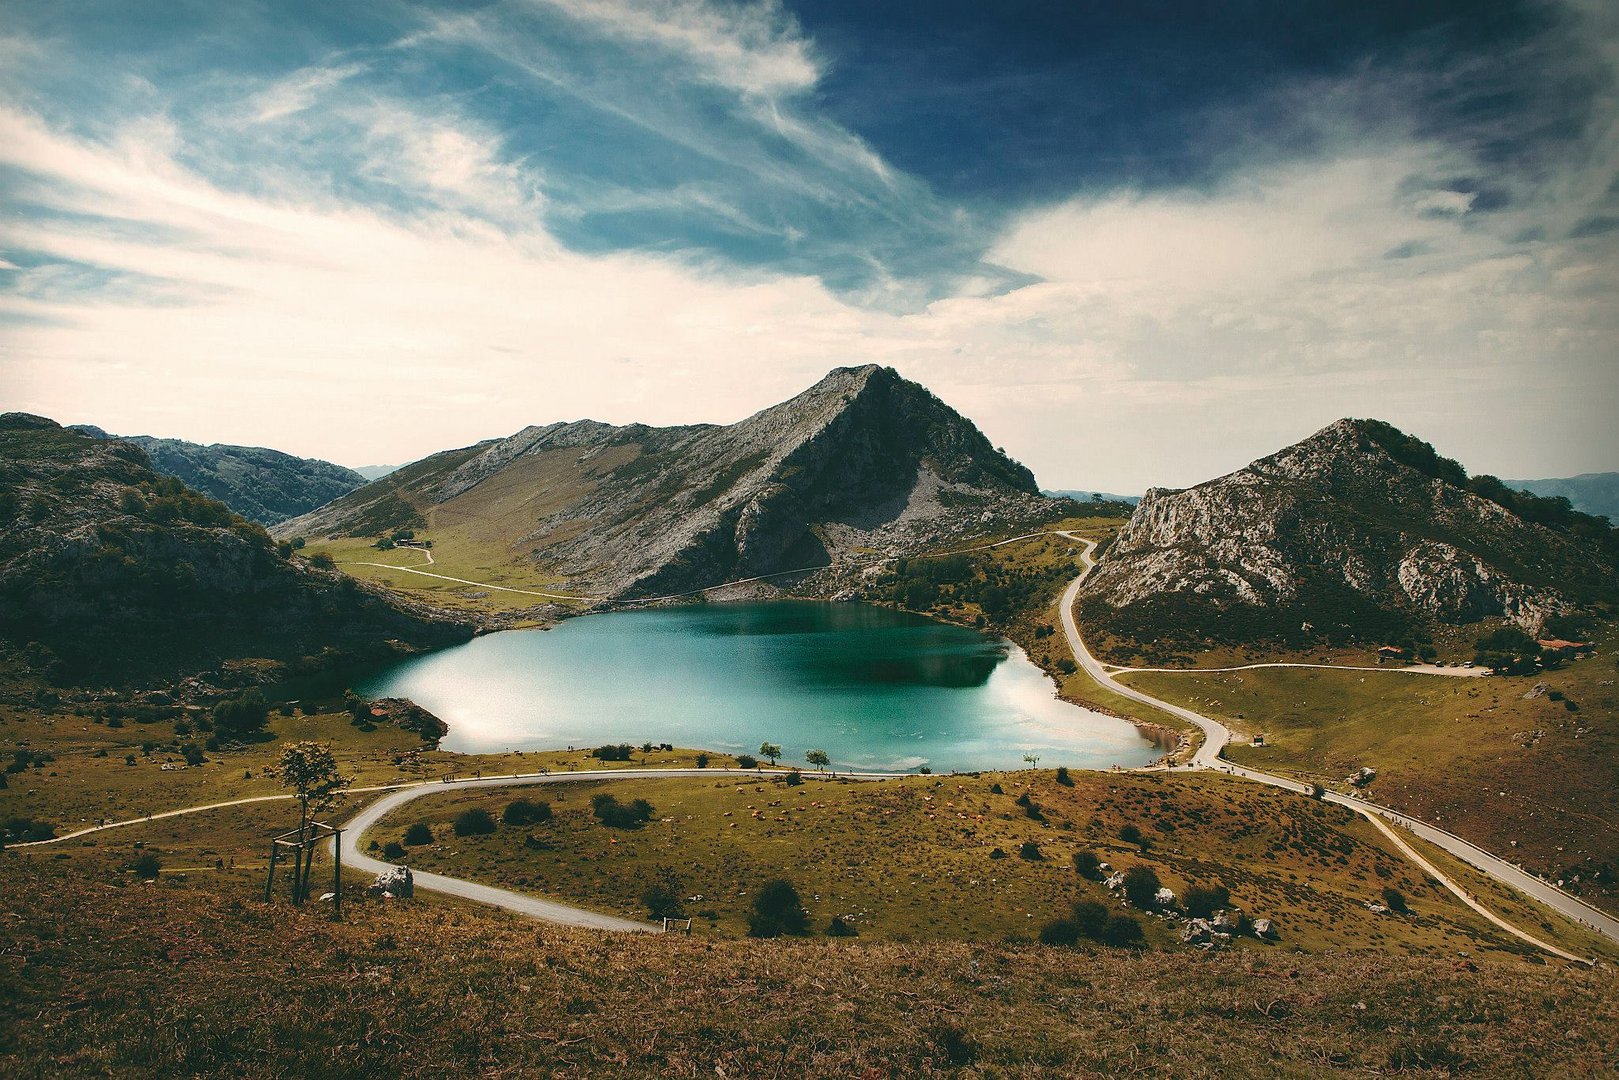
[{"xmin": 2, "ymin": 858, "xmax": 1616, "ymax": 1078}]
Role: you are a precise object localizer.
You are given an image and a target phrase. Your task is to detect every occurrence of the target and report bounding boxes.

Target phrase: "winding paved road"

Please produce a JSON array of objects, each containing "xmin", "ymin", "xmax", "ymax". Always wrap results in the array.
[{"xmin": 1056, "ymin": 533, "xmax": 1618, "ymax": 957}]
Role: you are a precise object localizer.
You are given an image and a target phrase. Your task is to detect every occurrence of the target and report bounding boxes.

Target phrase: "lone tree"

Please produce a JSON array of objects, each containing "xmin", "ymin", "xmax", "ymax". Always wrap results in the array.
[
  {"xmin": 805, "ymin": 749, "xmax": 830, "ymax": 771},
  {"xmin": 266, "ymin": 742, "xmax": 351, "ymax": 909},
  {"xmin": 759, "ymin": 742, "xmax": 782, "ymax": 767}
]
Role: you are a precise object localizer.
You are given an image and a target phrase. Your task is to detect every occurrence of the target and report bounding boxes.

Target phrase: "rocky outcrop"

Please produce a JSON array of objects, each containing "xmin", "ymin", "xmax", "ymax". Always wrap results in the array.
[
  {"xmin": 278, "ymin": 366, "xmax": 1058, "ymax": 599},
  {"xmin": 1083, "ymin": 418, "xmax": 1617, "ymax": 653}
]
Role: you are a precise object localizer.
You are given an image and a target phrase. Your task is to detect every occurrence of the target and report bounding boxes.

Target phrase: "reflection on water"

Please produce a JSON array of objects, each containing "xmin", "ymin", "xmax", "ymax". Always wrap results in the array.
[{"xmin": 351, "ymin": 601, "xmax": 1157, "ymax": 773}]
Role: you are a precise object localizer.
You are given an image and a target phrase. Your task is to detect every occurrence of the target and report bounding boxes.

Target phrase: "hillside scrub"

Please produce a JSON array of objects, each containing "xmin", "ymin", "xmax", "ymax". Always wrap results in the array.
[{"xmin": 4, "ymin": 859, "xmax": 1615, "ymax": 1077}]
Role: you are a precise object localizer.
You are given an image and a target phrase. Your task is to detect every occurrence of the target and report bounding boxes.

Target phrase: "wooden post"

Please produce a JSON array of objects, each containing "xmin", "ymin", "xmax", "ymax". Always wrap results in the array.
[
  {"xmin": 264, "ymin": 842, "xmax": 279, "ymax": 903},
  {"xmin": 331, "ymin": 828, "xmax": 342, "ymax": 920}
]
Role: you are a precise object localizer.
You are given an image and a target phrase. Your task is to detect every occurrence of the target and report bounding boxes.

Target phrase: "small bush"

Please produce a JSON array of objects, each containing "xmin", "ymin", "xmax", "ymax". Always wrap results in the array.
[
  {"xmin": 784, "ymin": 770, "xmax": 803, "ymax": 787},
  {"xmin": 1072, "ymin": 899, "xmax": 1110, "ymax": 940},
  {"xmin": 694, "ymin": 752, "xmax": 709, "ymax": 768},
  {"xmin": 748, "ymin": 878, "xmax": 809, "ymax": 937},
  {"xmin": 1382, "ymin": 887, "xmax": 1409, "ymax": 913},
  {"xmin": 1039, "ymin": 918, "xmax": 1080, "ymax": 945},
  {"xmin": 590, "ymin": 744, "xmax": 634, "ymax": 762},
  {"xmin": 930, "ymin": 1023, "xmax": 979, "ymax": 1067},
  {"xmin": 642, "ymin": 882, "xmax": 684, "ymax": 919},
  {"xmin": 1183, "ymin": 883, "xmax": 1231, "ymax": 919},
  {"xmin": 1122, "ymin": 865, "xmax": 1161, "ymax": 908},
  {"xmin": 403, "ymin": 822, "xmax": 434, "ymax": 845},
  {"xmin": 988, "ymin": 847, "xmax": 1007, "ymax": 860},
  {"xmin": 382, "ymin": 841, "xmax": 407, "ymax": 860},
  {"xmin": 132, "ymin": 853, "xmax": 161, "ymax": 879},
  {"xmin": 591, "ymin": 794, "xmax": 654, "ymax": 829},
  {"xmin": 1099, "ymin": 913, "xmax": 1145, "ymax": 948},
  {"xmin": 502, "ymin": 798, "xmax": 552, "ymax": 826},
  {"xmin": 1118, "ymin": 823, "xmax": 1143, "ymax": 845},
  {"xmin": 1019, "ymin": 840, "xmax": 1043, "ymax": 861},
  {"xmin": 1072, "ymin": 850, "xmax": 1101, "ymax": 877},
  {"xmin": 989, "ymin": 783, "xmax": 1004, "ymax": 795},
  {"xmin": 826, "ymin": 916, "xmax": 858, "ymax": 937},
  {"xmin": 734, "ymin": 754, "xmax": 759, "ymax": 769},
  {"xmin": 452, "ymin": 809, "xmax": 496, "ymax": 837},
  {"xmin": 1055, "ymin": 766, "xmax": 1073, "ymax": 786}
]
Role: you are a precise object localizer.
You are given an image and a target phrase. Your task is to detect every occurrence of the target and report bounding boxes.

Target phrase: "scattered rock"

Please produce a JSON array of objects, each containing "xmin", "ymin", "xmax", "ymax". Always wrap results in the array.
[{"xmin": 368, "ymin": 866, "xmax": 414, "ymax": 899}]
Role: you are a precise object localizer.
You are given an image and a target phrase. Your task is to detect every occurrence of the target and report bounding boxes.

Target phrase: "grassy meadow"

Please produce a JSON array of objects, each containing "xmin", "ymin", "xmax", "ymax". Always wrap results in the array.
[
  {"xmin": 367, "ymin": 768, "xmax": 1613, "ymax": 961},
  {"xmin": 1120, "ymin": 632, "xmax": 1619, "ymax": 916}
]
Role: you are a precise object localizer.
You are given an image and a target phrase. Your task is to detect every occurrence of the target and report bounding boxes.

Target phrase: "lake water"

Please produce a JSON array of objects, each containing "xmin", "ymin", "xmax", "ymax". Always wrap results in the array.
[{"xmin": 353, "ymin": 601, "xmax": 1159, "ymax": 773}]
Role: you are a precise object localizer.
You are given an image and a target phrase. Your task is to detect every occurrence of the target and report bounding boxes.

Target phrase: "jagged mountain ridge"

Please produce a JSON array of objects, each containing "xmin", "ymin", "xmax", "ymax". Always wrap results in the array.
[
  {"xmin": 0, "ymin": 414, "xmax": 470, "ymax": 682},
  {"xmin": 278, "ymin": 365, "xmax": 1056, "ymax": 598},
  {"xmin": 70, "ymin": 426, "xmax": 366, "ymax": 525},
  {"xmin": 1081, "ymin": 418, "xmax": 1619, "ymax": 654}
]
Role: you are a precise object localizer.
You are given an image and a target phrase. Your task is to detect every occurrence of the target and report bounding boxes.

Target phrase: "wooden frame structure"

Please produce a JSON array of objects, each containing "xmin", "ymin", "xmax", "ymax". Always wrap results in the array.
[{"xmin": 264, "ymin": 815, "xmax": 343, "ymax": 919}]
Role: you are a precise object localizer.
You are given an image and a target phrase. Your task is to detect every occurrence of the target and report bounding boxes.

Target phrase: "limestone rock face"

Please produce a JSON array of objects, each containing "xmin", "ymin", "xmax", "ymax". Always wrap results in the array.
[
  {"xmin": 279, "ymin": 366, "xmax": 1059, "ymax": 599},
  {"xmin": 1082, "ymin": 418, "xmax": 1616, "ymax": 649}
]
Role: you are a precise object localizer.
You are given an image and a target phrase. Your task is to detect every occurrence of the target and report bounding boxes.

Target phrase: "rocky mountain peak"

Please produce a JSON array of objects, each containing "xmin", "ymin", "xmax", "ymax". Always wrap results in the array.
[{"xmin": 1082, "ymin": 418, "xmax": 1618, "ymax": 659}]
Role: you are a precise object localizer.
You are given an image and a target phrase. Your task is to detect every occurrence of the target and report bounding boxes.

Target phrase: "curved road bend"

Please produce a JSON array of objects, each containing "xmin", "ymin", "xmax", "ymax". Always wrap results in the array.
[
  {"xmin": 338, "ymin": 767, "xmax": 902, "ymax": 931},
  {"xmin": 1056, "ymin": 533, "xmax": 1619, "ymax": 954}
]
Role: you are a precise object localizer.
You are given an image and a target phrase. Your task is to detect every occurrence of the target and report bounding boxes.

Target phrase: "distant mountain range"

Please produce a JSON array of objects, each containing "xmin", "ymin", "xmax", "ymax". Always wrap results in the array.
[
  {"xmin": 1082, "ymin": 419, "xmax": 1619, "ymax": 661},
  {"xmin": 1044, "ymin": 489, "xmax": 1141, "ymax": 505},
  {"xmin": 353, "ymin": 464, "xmax": 401, "ymax": 481},
  {"xmin": 1502, "ymin": 473, "xmax": 1619, "ymax": 523},
  {"xmin": 0, "ymin": 415, "xmax": 468, "ymax": 682},
  {"xmin": 70, "ymin": 426, "xmax": 366, "ymax": 525},
  {"xmin": 277, "ymin": 365, "xmax": 1062, "ymax": 599}
]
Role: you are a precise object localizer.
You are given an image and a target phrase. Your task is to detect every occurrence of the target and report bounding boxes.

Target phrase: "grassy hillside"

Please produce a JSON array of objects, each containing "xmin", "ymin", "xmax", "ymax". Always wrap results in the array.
[
  {"xmin": 1120, "ymin": 633, "xmax": 1619, "ymax": 915},
  {"xmin": 4, "ymin": 857, "xmax": 1615, "ymax": 1078},
  {"xmin": 370, "ymin": 769, "xmax": 1612, "ymax": 960}
]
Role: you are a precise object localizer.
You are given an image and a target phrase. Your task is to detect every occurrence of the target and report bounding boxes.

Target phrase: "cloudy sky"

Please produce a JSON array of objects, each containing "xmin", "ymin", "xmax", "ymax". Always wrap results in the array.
[{"xmin": 1, "ymin": 1, "xmax": 1616, "ymax": 491}]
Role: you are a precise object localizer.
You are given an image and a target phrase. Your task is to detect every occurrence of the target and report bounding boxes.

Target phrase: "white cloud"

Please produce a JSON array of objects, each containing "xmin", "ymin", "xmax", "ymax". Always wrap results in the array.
[
  {"xmin": 527, "ymin": 0, "xmax": 821, "ymax": 98},
  {"xmin": 248, "ymin": 62, "xmax": 367, "ymax": 123}
]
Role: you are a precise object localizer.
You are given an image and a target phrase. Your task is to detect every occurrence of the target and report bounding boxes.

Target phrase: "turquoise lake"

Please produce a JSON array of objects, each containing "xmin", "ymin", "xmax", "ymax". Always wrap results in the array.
[{"xmin": 354, "ymin": 601, "xmax": 1160, "ymax": 773}]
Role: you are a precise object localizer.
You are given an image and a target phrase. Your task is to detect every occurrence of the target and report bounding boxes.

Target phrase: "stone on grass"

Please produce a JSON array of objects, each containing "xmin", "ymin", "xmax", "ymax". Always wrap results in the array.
[{"xmin": 369, "ymin": 866, "xmax": 414, "ymax": 899}]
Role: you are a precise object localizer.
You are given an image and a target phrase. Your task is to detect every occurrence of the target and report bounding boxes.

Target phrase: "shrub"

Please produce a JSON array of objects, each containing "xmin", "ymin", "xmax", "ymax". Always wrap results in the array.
[
  {"xmin": 212, "ymin": 688, "xmax": 270, "ymax": 737},
  {"xmin": 132, "ymin": 853, "xmax": 161, "ymax": 879},
  {"xmin": 642, "ymin": 882, "xmax": 683, "ymax": 919},
  {"xmin": 1099, "ymin": 913, "xmax": 1145, "ymax": 947},
  {"xmin": 989, "ymin": 783, "xmax": 1004, "ymax": 795},
  {"xmin": 695, "ymin": 752, "xmax": 709, "ymax": 768},
  {"xmin": 930, "ymin": 1023, "xmax": 979, "ymax": 1067},
  {"xmin": 826, "ymin": 916, "xmax": 858, "ymax": 937},
  {"xmin": 1183, "ymin": 883, "xmax": 1231, "ymax": 919},
  {"xmin": 502, "ymin": 798, "xmax": 552, "ymax": 826},
  {"xmin": 452, "ymin": 809, "xmax": 496, "ymax": 837},
  {"xmin": 1055, "ymin": 766, "xmax": 1073, "ymax": 786},
  {"xmin": 1117, "ymin": 823, "xmax": 1143, "ymax": 846},
  {"xmin": 988, "ymin": 847, "xmax": 1007, "ymax": 860},
  {"xmin": 382, "ymin": 841, "xmax": 407, "ymax": 860},
  {"xmin": 1039, "ymin": 918, "xmax": 1080, "ymax": 945},
  {"xmin": 1122, "ymin": 865, "xmax": 1162, "ymax": 908},
  {"xmin": 784, "ymin": 770, "xmax": 803, "ymax": 787},
  {"xmin": 2, "ymin": 817, "xmax": 55, "ymax": 844},
  {"xmin": 748, "ymin": 878, "xmax": 809, "ymax": 938},
  {"xmin": 1071, "ymin": 899, "xmax": 1110, "ymax": 940},
  {"xmin": 403, "ymin": 822, "xmax": 433, "ymax": 845},
  {"xmin": 1019, "ymin": 840, "xmax": 1043, "ymax": 861},
  {"xmin": 1072, "ymin": 850, "xmax": 1101, "ymax": 877},
  {"xmin": 1382, "ymin": 887, "xmax": 1409, "ymax": 913},
  {"xmin": 591, "ymin": 794, "xmax": 654, "ymax": 829},
  {"xmin": 590, "ymin": 744, "xmax": 634, "ymax": 762},
  {"xmin": 180, "ymin": 743, "xmax": 206, "ymax": 767},
  {"xmin": 734, "ymin": 754, "xmax": 758, "ymax": 769}
]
